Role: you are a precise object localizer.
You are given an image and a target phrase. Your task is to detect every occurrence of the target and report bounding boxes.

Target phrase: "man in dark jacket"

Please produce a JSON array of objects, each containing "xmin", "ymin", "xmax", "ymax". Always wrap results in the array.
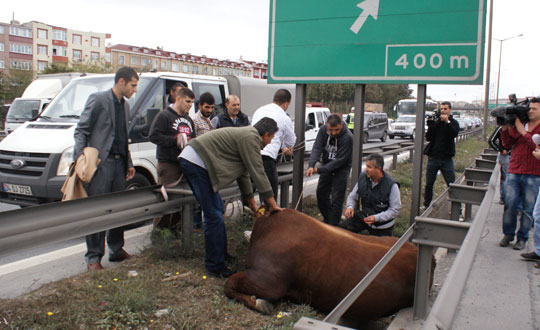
[
  {"xmin": 149, "ymin": 87, "xmax": 196, "ymax": 232},
  {"xmin": 211, "ymin": 95, "xmax": 249, "ymax": 128},
  {"xmin": 340, "ymin": 153, "xmax": 401, "ymax": 236},
  {"xmin": 423, "ymin": 101, "xmax": 460, "ymax": 208},
  {"xmin": 306, "ymin": 114, "xmax": 353, "ymax": 226}
]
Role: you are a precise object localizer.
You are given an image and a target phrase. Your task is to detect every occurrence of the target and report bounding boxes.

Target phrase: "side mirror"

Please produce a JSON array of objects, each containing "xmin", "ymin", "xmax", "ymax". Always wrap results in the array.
[
  {"xmin": 305, "ymin": 124, "xmax": 314, "ymax": 131},
  {"xmin": 31, "ymin": 109, "xmax": 39, "ymax": 119}
]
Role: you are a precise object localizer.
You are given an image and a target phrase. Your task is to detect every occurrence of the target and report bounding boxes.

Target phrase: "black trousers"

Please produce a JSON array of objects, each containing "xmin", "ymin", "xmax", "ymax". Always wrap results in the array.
[
  {"xmin": 339, "ymin": 214, "xmax": 394, "ymax": 237},
  {"xmin": 316, "ymin": 168, "xmax": 350, "ymax": 226},
  {"xmin": 262, "ymin": 155, "xmax": 278, "ymax": 199}
]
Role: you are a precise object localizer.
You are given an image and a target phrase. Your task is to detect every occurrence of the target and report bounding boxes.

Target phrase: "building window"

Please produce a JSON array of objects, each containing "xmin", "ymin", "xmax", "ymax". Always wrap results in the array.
[
  {"xmin": 10, "ymin": 60, "xmax": 31, "ymax": 70},
  {"xmin": 0, "ymin": 42, "xmax": 3, "ymax": 51},
  {"xmin": 52, "ymin": 45, "xmax": 67, "ymax": 57},
  {"xmin": 52, "ymin": 29, "xmax": 66, "ymax": 41},
  {"xmin": 9, "ymin": 26, "xmax": 32, "ymax": 38},
  {"xmin": 156, "ymin": 51, "xmax": 161, "ymax": 55},
  {"xmin": 91, "ymin": 52, "xmax": 99, "ymax": 61},
  {"xmin": 73, "ymin": 34, "xmax": 82, "ymax": 45},
  {"xmin": 119, "ymin": 55, "xmax": 125, "ymax": 65},
  {"xmin": 38, "ymin": 28, "xmax": 47, "ymax": 39},
  {"xmin": 131, "ymin": 56, "xmax": 140, "ymax": 65},
  {"xmin": 143, "ymin": 49, "xmax": 149, "ymax": 54},
  {"xmin": 161, "ymin": 61, "xmax": 167, "ymax": 70},
  {"xmin": 153, "ymin": 60, "xmax": 158, "ymax": 70},
  {"xmin": 183, "ymin": 64, "xmax": 188, "ymax": 73},
  {"xmin": 0, "ymin": 26, "xmax": 4, "ymax": 34},
  {"xmin": 213, "ymin": 68, "xmax": 217, "ymax": 75},
  {"xmin": 142, "ymin": 58, "xmax": 151, "ymax": 67},
  {"xmin": 192, "ymin": 66, "xmax": 199, "ymax": 74},
  {"xmin": 105, "ymin": 53, "xmax": 111, "ymax": 63},
  {"xmin": 172, "ymin": 63, "xmax": 179, "ymax": 72},
  {"xmin": 203, "ymin": 67, "xmax": 208, "ymax": 74},
  {"xmin": 91, "ymin": 37, "xmax": 100, "ymax": 47},
  {"xmin": 0, "ymin": 60, "xmax": 4, "ymax": 69},
  {"xmin": 171, "ymin": 54, "xmax": 176, "ymax": 58},
  {"xmin": 73, "ymin": 49, "xmax": 82, "ymax": 61},
  {"xmin": 132, "ymin": 47, "xmax": 138, "ymax": 52},
  {"xmin": 10, "ymin": 43, "xmax": 33, "ymax": 55},
  {"xmin": 38, "ymin": 61, "xmax": 48, "ymax": 72},
  {"xmin": 37, "ymin": 45, "xmax": 47, "ymax": 55}
]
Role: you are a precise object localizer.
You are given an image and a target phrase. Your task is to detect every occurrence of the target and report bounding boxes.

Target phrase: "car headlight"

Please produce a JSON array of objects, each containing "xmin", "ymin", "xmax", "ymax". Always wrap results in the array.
[{"xmin": 57, "ymin": 146, "xmax": 74, "ymax": 176}]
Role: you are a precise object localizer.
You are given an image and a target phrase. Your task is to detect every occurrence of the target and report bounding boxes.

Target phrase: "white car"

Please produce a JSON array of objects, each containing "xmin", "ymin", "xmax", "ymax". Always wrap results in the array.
[{"xmin": 389, "ymin": 115, "xmax": 418, "ymax": 140}]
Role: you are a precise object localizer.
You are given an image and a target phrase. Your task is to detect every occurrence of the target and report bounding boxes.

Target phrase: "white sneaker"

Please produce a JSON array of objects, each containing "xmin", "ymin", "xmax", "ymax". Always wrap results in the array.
[{"xmin": 243, "ymin": 230, "xmax": 252, "ymax": 242}]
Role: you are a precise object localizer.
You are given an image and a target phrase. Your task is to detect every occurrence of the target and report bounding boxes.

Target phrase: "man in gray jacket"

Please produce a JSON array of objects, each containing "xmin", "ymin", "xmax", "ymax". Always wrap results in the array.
[{"xmin": 74, "ymin": 66, "xmax": 137, "ymax": 271}]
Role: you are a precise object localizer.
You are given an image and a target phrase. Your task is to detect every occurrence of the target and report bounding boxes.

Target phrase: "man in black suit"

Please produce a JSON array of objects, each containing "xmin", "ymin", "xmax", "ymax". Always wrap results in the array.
[{"xmin": 74, "ymin": 66, "xmax": 138, "ymax": 271}]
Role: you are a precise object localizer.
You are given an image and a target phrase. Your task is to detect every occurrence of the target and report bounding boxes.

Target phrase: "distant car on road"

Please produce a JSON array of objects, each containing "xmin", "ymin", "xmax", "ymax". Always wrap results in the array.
[{"xmin": 389, "ymin": 115, "xmax": 418, "ymax": 140}]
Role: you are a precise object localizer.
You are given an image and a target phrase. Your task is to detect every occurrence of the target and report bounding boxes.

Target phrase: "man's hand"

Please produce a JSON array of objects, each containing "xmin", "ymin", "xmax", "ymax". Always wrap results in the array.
[
  {"xmin": 344, "ymin": 207, "xmax": 354, "ymax": 219},
  {"xmin": 533, "ymin": 148, "xmax": 540, "ymax": 160},
  {"xmin": 515, "ymin": 118, "xmax": 527, "ymax": 136},
  {"xmin": 265, "ymin": 197, "xmax": 283, "ymax": 213},
  {"xmin": 282, "ymin": 146, "xmax": 293, "ymax": 156},
  {"xmin": 305, "ymin": 167, "xmax": 317, "ymax": 177},
  {"xmin": 363, "ymin": 215, "xmax": 375, "ymax": 225},
  {"xmin": 440, "ymin": 114, "xmax": 449, "ymax": 123},
  {"xmin": 247, "ymin": 197, "xmax": 258, "ymax": 214},
  {"xmin": 126, "ymin": 167, "xmax": 135, "ymax": 181}
]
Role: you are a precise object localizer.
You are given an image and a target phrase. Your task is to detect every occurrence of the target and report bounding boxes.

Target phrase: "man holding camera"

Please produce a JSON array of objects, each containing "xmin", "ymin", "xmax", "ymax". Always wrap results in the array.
[
  {"xmin": 423, "ymin": 101, "xmax": 460, "ymax": 209},
  {"xmin": 500, "ymin": 98, "xmax": 540, "ymax": 250}
]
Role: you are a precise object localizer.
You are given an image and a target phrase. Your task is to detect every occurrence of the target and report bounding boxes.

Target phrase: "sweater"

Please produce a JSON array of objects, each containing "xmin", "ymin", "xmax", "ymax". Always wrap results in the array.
[
  {"xmin": 308, "ymin": 123, "xmax": 353, "ymax": 174},
  {"xmin": 425, "ymin": 115, "xmax": 460, "ymax": 159},
  {"xmin": 187, "ymin": 126, "xmax": 273, "ymax": 200}
]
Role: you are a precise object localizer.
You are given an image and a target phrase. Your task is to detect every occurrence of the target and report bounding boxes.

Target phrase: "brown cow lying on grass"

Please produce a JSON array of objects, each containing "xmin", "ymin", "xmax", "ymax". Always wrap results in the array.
[{"xmin": 225, "ymin": 209, "xmax": 422, "ymax": 320}]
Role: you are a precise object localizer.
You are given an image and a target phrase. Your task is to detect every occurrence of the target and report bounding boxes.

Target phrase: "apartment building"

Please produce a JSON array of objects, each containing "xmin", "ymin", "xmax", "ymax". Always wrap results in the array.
[
  {"xmin": 0, "ymin": 19, "xmax": 109, "ymax": 75},
  {"xmin": 109, "ymin": 44, "xmax": 267, "ymax": 79}
]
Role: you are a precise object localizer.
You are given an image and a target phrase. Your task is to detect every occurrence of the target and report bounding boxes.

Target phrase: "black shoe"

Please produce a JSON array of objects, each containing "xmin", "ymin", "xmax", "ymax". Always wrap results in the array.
[
  {"xmin": 206, "ymin": 267, "xmax": 234, "ymax": 279},
  {"xmin": 499, "ymin": 235, "xmax": 513, "ymax": 247},
  {"xmin": 513, "ymin": 240, "xmax": 526, "ymax": 250},
  {"xmin": 520, "ymin": 251, "xmax": 540, "ymax": 261}
]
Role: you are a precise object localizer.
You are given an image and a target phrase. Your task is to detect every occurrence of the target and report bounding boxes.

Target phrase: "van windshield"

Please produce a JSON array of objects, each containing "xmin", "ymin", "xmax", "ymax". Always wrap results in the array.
[
  {"xmin": 6, "ymin": 99, "xmax": 41, "ymax": 119},
  {"xmin": 39, "ymin": 76, "xmax": 154, "ymax": 121}
]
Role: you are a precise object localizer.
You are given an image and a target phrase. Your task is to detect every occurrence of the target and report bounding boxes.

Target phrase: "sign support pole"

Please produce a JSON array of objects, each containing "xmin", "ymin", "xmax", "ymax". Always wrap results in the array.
[
  {"xmin": 350, "ymin": 84, "xmax": 366, "ymax": 185},
  {"xmin": 292, "ymin": 84, "xmax": 307, "ymax": 211},
  {"xmin": 410, "ymin": 84, "xmax": 427, "ymax": 226},
  {"xmin": 482, "ymin": 0, "xmax": 494, "ymax": 140}
]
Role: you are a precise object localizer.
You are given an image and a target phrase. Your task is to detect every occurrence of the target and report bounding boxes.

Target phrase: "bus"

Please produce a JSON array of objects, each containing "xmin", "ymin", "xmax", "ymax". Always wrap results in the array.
[{"xmin": 394, "ymin": 99, "xmax": 438, "ymax": 117}]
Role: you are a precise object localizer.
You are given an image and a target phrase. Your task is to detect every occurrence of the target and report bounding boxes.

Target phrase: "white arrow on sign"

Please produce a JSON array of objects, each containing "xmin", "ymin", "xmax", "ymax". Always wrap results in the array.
[{"xmin": 350, "ymin": 0, "xmax": 380, "ymax": 34}]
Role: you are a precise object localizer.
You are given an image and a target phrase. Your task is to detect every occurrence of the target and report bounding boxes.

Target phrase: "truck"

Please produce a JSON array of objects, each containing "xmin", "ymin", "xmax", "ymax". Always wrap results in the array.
[
  {"xmin": 0, "ymin": 72, "xmax": 300, "ymax": 206},
  {"xmin": 4, "ymin": 73, "xmax": 87, "ymax": 134}
]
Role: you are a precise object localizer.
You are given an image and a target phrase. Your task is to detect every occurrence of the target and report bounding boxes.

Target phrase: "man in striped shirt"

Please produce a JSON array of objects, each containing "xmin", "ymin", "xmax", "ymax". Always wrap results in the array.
[
  {"xmin": 192, "ymin": 92, "xmax": 215, "ymax": 136},
  {"xmin": 500, "ymin": 98, "xmax": 540, "ymax": 250}
]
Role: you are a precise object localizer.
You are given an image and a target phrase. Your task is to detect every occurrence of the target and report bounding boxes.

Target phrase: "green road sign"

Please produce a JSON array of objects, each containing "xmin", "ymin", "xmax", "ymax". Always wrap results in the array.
[{"xmin": 268, "ymin": 0, "xmax": 487, "ymax": 84}]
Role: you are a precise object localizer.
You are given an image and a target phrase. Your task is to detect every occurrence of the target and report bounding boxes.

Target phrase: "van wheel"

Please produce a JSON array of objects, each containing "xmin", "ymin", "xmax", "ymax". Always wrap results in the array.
[
  {"xmin": 380, "ymin": 131, "xmax": 388, "ymax": 142},
  {"xmin": 126, "ymin": 172, "xmax": 151, "ymax": 190},
  {"xmin": 363, "ymin": 132, "xmax": 369, "ymax": 143},
  {"xmin": 411, "ymin": 129, "xmax": 416, "ymax": 140}
]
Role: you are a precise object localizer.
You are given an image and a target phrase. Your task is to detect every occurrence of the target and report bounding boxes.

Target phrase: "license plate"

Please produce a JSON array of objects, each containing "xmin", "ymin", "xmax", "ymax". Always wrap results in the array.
[{"xmin": 3, "ymin": 183, "xmax": 33, "ymax": 196}]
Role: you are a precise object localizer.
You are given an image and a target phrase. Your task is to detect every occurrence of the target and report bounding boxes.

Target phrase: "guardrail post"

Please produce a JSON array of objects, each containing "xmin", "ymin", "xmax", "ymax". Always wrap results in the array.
[
  {"xmin": 409, "ymin": 148, "xmax": 414, "ymax": 162},
  {"xmin": 392, "ymin": 153, "xmax": 398, "ymax": 170},
  {"xmin": 182, "ymin": 204, "xmax": 194, "ymax": 253},
  {"xmin": 413, "ymin": 244, "xmax": 433, "ymax": 319},
  {"xmin": 280, "ymin": 180, "xmax": 290, "ymax": 208}
]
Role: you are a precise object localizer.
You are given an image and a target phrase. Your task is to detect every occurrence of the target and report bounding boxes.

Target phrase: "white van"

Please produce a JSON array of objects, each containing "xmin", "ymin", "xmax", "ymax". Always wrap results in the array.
[
  {"xmin": 4, "ymin": 73, "xmax": 86, "ymax": 134},
  {"xmin": 305, "ymin": 105, "xmax": 331, "ymax": 153},
  {"xmin": 0, "ymin": 72, "xmax": 299, "ymax": 206}
]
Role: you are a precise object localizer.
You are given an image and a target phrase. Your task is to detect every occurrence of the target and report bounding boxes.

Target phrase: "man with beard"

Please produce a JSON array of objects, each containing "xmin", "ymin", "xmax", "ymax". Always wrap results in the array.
[{"xmin": 192, "ymin": 92, "xmax": 215, "ymax": 136}]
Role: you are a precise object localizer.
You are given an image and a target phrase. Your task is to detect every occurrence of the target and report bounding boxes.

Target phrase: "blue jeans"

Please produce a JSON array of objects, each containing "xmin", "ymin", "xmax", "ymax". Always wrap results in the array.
[
  {"xmin": 179, "ymin": 158, "xmax": 227, "ymax": 272},
  {"xmin": 533, "ymin": 190, "xmax": 540, "ymax": 256},
  {"xmin": 498, "ymin": 153, "xmax": 510, "ymax": 202},
  {"xmin": 503, "ymin": 173, "xmax": 540, "ymax": 242},
  {"xmin": 424, "ymin": 157, "xmax": 455, "ymax": 207}
]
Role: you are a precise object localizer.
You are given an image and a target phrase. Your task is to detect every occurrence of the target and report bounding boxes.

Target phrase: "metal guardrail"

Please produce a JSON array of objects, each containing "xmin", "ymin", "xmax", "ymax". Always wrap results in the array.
[{"xmin": 422, "ymin": 162, "xmax": 499, "ymax": 329}]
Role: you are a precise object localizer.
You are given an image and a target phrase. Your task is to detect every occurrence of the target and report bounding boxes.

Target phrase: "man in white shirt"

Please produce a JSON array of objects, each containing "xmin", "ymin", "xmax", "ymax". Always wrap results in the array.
[{"xmin": 251, "ymin": 89, "xmax": 296, "ymax": 198}]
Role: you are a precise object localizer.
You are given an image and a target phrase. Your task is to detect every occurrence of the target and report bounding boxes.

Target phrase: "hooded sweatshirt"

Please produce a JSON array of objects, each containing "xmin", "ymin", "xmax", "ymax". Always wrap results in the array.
[{"xmin": 308, "ymin": 123, "xmax": 353, "ymax": 174}]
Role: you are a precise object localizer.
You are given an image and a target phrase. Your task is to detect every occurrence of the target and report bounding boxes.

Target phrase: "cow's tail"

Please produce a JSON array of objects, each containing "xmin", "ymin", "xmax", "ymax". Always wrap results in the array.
[{"xmin": 224, "ymin": 272, "xmax": 274, "ymax": 315}]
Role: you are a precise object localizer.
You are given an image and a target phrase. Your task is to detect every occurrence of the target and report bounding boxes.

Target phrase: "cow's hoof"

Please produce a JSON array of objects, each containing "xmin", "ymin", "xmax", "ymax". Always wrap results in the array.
[{"xmin": 255, "ymin": 299, "xmax": 274, "ymax": 314}]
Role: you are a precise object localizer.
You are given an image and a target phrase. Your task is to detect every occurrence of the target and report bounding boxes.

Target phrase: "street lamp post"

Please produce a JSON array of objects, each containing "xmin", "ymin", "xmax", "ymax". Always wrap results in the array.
[{"xmin": 494, "ymin": 34, "xmax": 523, "ymax": 108}]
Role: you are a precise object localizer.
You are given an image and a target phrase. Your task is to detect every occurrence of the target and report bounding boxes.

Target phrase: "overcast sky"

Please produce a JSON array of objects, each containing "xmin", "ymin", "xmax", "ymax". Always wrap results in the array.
[{"xmin": 4, "ymin": 0, "xmax": 538, "ymax": 103}]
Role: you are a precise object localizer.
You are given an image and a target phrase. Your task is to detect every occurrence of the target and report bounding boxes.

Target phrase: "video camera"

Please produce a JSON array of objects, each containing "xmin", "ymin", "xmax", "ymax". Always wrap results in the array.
[
  {"xmin": 490, "ymin": 94, "xmax": 530, "ymax": 126},
  {"xmin": 426, "ymin": 109, "xmax": 441, "ymax": 126}
]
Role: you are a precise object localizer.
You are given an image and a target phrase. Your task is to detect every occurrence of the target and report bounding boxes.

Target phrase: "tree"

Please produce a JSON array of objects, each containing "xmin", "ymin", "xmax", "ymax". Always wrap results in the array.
[
  {"xmin": 0, "ymin": 69, "xmax": 34, "ymax": 104},
  {"xmin": 306, "ymin": 83, "xmax": 411, "ymax": 116}
]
